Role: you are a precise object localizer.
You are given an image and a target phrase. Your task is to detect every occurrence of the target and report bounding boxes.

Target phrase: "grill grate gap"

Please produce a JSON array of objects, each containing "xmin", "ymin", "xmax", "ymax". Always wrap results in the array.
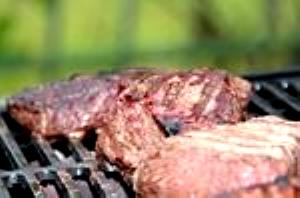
[
  {"xmin": 1, "ymin": 112, "xmax": 51, "ymax": 167},
  {"xmin": 250, "ymin": 82, "xmax": 300, "ymax": 120},
  {"xmin": 3, "ymin": 174, "xmax": 34, "ymax": 198},
  {"xmin": 247, "ymin": 101, "xmax": 268, "ymax": 116},
  {"xmin": 36, "ymin": 170, "xmax": 69, "ymax": 197},
  {"xmin": 81, "ymin": 129, "xmax": 98, "ymax": 151},
  {"xmin": 69, "ymin": 167, "xmax": 105, "ymax": 198},
  {"xmin": 50, "ymin": 137, "xmax": 82, "ymax": 163},
  {"xmin": 0, "ymin": 138, "xmax": 18, "ymax": 170}
]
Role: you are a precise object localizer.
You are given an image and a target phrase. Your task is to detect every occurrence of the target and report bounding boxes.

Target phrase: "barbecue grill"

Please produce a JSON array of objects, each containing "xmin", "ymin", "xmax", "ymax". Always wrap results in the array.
[
  {"xmin": 246, "ymin": 70, "xmax": 300, "ymax": 120},
  {"xmin": 1, "ymin": 70, "xmax": 300, "ymax": 198}
]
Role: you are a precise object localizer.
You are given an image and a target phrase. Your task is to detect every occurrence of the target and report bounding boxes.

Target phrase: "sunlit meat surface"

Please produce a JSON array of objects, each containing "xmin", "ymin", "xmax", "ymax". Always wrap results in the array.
[{"xmin": 133, "ymin": 130, "xmax": 291, "ymax": 198}]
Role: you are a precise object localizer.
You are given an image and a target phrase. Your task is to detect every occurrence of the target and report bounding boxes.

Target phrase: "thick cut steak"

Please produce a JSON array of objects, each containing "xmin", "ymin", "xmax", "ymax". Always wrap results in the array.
[
  {"xmin": 121, "ymin": 68, "xmax": 252, "ymax": 134},
  {"xmin": 7, "ymin": 76, "xmax": 119, "ymax": 138},
  {"xmin": 133, "ymin": 132, "xmax": 290, "ymax": 198},
  {"xmin": 96, "ymin": 100, "xmax": 165, "ymax": 181}
]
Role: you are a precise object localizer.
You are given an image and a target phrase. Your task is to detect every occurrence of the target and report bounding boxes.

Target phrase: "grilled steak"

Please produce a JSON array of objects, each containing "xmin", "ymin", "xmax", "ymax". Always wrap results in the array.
[
  {"xmin": 181, "ymin": 116, "xmax": 300, "ymax": 177},
  {"xmin": 96, "ymin": 100, "xmax": 165, "ymax": 181},
  {"xmin": 121, "ymin": 68, "xmax": 252, "ymax": 134},
  {"xmin": 7, "ymin": 68, "xmax": 251, "ymax": 140},
  {"xmin": 133, "ymin": 132, "xmax": 290, "ymax": 198},
  {"xmin": 95, "ymin": 68, "xmax": 252, "ymax": 179},
  {"xmin": 6, "ymin": 69, "xmax": 164, "ymax": 138},
  {"xmin": 7, "ymin": 76, "xmax": 120, "ymax": 138}
]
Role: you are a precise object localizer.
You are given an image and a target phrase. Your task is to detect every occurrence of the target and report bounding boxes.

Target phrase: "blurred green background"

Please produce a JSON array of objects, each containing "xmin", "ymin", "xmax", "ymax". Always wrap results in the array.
[{"xmin": 0, "ymin": 0, "xmax": 299, "ymax": 96}]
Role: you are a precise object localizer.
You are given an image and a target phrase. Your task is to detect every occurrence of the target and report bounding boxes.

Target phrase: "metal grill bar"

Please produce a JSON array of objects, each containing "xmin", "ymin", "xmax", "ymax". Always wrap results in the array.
[
  {"xmin": 0, "ymin": 119, "xmax": 28, "ymax": 169},
  {"xmin": 0, "ymin": 179, "xmax": 11, "ymax": 198},
  {"xmin": 247, "ymin": 74, "xmax": 300, "ymax": 121},
  {"xmin": 33, "ymin": 136, "xmax": 60, "ymax": 166},
  {"xmin": 0, "ymin": 112, "xmax": 129, "ymax": 198}
]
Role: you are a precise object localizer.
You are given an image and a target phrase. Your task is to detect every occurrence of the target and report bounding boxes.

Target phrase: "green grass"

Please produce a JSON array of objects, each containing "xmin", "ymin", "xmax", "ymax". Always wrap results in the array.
[{"xmin": 0, "ymin": 0, "xmax": 299, "ymax": 96}]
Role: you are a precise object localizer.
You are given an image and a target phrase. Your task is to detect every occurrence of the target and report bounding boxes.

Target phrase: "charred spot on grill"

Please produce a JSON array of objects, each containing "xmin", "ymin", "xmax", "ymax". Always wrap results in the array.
[
  {"xmin": 81, "ymin": 129, "xmax": 98, "ymax": 151},
  {"xmin": 50, "ymin": 136, "xmax": 81, "ymax": 162},
  {"xmin": 153, "ymin": 116, "xmax": 181, "ymax": 137}
]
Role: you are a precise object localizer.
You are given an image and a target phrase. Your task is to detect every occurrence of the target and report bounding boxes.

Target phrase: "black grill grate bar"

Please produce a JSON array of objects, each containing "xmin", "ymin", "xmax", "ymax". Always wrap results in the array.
[
  {"xmin": 250, "ymin": 94, "xmax": 283, "ymax": 116},
  {"xmin": 0, "ymin": 119, "xmax": 28, "ymax": 169},
  {"xmin": 56, "ymin": 170, "xmax": 85, "ymax": 198},
  {"xmin": 69, "ymin": 167, "xmax": 105, "ymax": 197},
  {"xmin": 68, "ymin": 167, "xmax": 104, "ymax": 198},
  {"xmin": 261, "ymin": 83, "xmax": 300, "ymax": 112},
  {"xmin": 289, "ymin": 81, "xmax": 300, "ymax": 93},
  {"xmin": 69, "ymin": 139, "xmax": 94, "ymax": 162},
  {"xmin": 3, "ymin": 173, "xmax": 35, "ymax": 198},
  {"xmin": 36, "ymin": 169, "xmax": 69, "ymax": 198},
  {"xmin": 21, "ymin": 172, "xmax": 44, "ymax": 198},
  {"xmin": 0, "ymin": 178, "xmax": 11, "ymax": 198},
  {"xmin": 93, "ymin": 171, "xmax": 128, "ymax": 198},
  {"xmin": 33, "ymin": 136, "xmax": 60, "ymax": 166}
]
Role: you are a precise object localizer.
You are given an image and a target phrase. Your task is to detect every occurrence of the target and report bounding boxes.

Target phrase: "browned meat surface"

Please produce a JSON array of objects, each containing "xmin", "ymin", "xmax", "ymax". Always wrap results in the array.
[
  {"xmin": 6, "ymin": 69, "xmax": 164, "ymax": 138},
  {"xmin": 133, "ymin": 133, "xmax": 290, "ymax": 198},
  {"xmin": 95, "ymin": 100, "xmax": 165, "ymax": 181},
  {"xmin": 149, "ymin": 69, "xmax": 252, "ymax": 133},
  {"xmin": 121, "ymin": 68, "xmax": 252, "ymax": 135},
  {"xmin": 186, "ymin": 116, "xmax": 300, "ymax": 175},
  {"xmin": 7, "ymin": 76, "xmax": 120, "ymax": 138},
  {"xmin": 7, "ymin": 68, "xmax": 251, "ymax": 139},
  {"xmin": 94, "ymin": 68, "xmax": 252, "ymax": 180},
  {"xmin": 218, "ymin": 178, "xmax": 299, "ymax": 198}
]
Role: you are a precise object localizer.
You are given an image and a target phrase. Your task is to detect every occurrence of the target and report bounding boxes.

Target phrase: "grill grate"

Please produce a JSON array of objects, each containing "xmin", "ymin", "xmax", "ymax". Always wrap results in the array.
[
  {"xmin": 1, "ymin": 71, "xmax": 300, "ymax": 197},
  {"xmin": 246, "ymin": 71, "xmax": 300, "ymax": 120},
  {"xmin": 0, "ymin": 112, "xmax": 130, "ymax": 198}
]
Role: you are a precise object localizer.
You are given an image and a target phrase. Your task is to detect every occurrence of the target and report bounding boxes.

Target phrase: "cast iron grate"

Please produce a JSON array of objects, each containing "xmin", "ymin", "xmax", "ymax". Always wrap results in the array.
[
  {"xmin": 246, "ymin": 70, "xmax": 300, "ymax": 120},
  {"xmin": 1, "ymin": 70, "xmax": 300, "ymax": 197},
  {"xmin": 0, "ymin": 111, "xmax": 131, "ymax": 198}
]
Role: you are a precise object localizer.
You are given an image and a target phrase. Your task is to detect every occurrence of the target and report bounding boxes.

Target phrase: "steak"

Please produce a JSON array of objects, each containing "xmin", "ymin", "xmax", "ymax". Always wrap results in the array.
[
  {"xmin": 95, "ymin": 100, "xmax": 165, "ymax": 181},
  {"xmin": 6, "ymin": 69, "xmax": 163, "ymax": 138},
  {"xmin": 133, "ymin": 132, "xmax": 290, "ymax": 198},
  {"xmin": 121, "ymin": 68, "xmax": 252, "ymax": 134},
  {"xmin": 7, "ymin": 75, "xmax": 120, "ymax": 138},
  {"xmin": 7, "ymin": 68, "xmax": 251, "ymax": 140},
  {"xmin": 95, "ymin": 68, "xmax": 252, "ymax": 179},
  {"xmin": 186, "ymin": 115, "xmax": 300, "ymax": 175}
]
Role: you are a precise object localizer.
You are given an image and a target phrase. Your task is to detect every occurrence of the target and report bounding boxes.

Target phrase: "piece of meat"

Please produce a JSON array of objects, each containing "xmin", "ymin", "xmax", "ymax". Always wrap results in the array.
[
  {"xmin": 7, "ymin": 68, "xmax": 251, "ymax": 139},
  {"xmin": 6, "ymin": 68, "xmax": 163, "ymax": 138},
  {"xmin": 7, "ymin": 76, "xmax": 120, "ymax": 138},
  {"xmin": 95, "ymin": 68, "xmax": 252, "ymax": 179},
  {"xmin": 217, "ymin": 177, "xmax": 299, "ymax": 198},
  {"xmin": 133, "ymin": 133, "xmax": 290, "ymax": 198},
  {"xmin": 150, "ymin": 69, "xmax": 252, "ymax": 133},
  {"xmin": 185, "ymin": 115, "xmax": 300, "ymax": 175},
  {"xmin": 121, "ymin": 68, "xmax": 252, "ymax": 135},
  {"xmin": 95, "ymin": 100, "xmax": 165, "ymax": 181}
]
